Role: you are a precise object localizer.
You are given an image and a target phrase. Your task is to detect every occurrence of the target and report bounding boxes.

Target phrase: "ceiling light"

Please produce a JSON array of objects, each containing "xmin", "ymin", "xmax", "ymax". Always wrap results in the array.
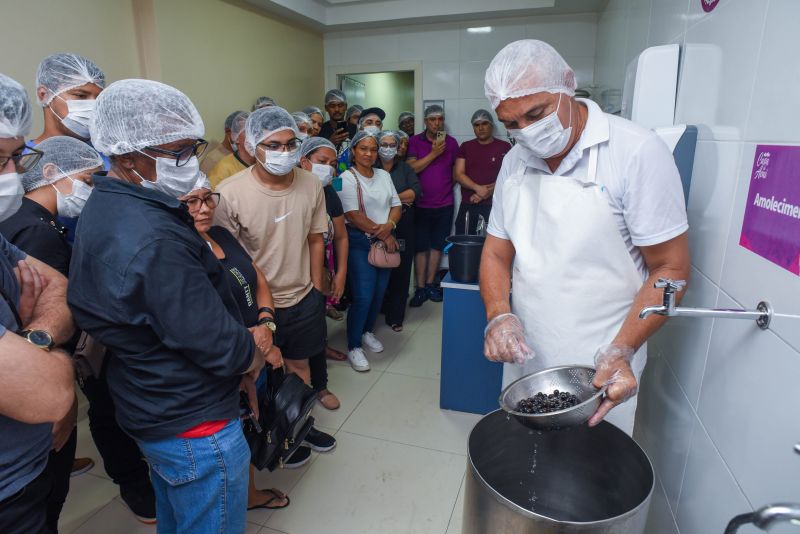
[{"xmin": 467, "ymin": 26, "xmax": 492, "ymax": 34}]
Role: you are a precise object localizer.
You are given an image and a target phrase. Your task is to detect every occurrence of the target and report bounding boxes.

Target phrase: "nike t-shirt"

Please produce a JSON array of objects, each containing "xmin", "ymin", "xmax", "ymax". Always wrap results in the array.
[{"xmin": 214, "ymin": 166, "xmax": 328, "ymax": 308}]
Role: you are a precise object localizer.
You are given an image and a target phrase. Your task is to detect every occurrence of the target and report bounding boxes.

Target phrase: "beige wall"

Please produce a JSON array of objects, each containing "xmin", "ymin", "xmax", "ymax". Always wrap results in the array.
[
  {"xmin": 153, "ymin": 0, "xmax": 325, "ymax": 141},
  {"xmin": 0, "ymin": 0, "xmax": 324, "ymax": 144},
  {"xmin": 349, "ymin": 71, "xmax": 415, "ymax": 131},
  {"xmin": 0, "ymin": 0, "xmax": 142, "ymax": 137}
]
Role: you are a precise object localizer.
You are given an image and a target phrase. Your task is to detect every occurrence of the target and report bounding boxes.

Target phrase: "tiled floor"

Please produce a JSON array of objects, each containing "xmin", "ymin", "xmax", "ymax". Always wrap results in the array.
[{"xmin": 59, "ymin": 302, "xmax": 481, "ymax": 534}]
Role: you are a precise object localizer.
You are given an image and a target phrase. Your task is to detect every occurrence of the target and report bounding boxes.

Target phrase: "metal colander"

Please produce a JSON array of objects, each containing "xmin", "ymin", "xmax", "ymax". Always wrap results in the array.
[{"xmin": 499, "ymin": 365, "xmax": 605, "ymax": 430}]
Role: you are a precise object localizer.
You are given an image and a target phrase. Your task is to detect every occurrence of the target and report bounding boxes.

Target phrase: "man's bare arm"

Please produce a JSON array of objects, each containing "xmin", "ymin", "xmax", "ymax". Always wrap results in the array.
[{"xmin": 479, "ymin": 235, "xmax": 515, "ymax": 321}]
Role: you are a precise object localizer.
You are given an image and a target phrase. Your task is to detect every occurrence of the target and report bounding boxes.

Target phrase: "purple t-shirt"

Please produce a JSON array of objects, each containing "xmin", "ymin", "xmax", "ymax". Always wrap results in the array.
[
  {"xmin": 407, "ymin": 132, "xmax": 459, "ymax": 209},
  {"xmin": 456, "ymin": 138, "xmax": 511, "ymax": 206}
]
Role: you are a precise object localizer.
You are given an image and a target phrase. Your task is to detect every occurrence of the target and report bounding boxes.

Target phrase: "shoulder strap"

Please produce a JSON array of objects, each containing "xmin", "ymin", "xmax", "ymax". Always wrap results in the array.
[{"xmin": 350, "ymin": 168, "xmax": 366, "ymax": 214}]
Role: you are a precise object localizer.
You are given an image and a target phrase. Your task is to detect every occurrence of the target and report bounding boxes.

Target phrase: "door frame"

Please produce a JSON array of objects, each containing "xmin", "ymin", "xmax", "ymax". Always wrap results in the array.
[{"xmin": 326, "ymin": 61, "xmax": 423, "ymax": 128}]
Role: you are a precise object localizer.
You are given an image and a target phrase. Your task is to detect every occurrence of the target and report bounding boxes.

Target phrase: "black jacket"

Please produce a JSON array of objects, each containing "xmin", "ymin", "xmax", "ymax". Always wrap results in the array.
[{"xmin": 68, "ymin": 174, "xmax": 254, "ymax": 441}]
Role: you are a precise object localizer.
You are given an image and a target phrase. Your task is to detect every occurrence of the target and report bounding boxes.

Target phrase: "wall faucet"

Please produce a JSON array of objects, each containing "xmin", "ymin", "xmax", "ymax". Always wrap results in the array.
[
  {"xmin": 638, "ymin": 278, "xmax": 772, "ymax": 330},
  {"xmin": 724, "ymin": 503, "xmax": 800, "ymax": 533}
]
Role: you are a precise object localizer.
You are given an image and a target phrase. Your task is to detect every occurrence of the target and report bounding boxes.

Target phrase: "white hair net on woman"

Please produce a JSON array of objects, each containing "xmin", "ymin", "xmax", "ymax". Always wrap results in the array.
[
  {"xmin": 378, "ymin": 130, "xmax": 401, "ymax": 145},
  {"xmin": 225, "ymin": 110, "xmax": 244, "ymax": 130},
  {"xmin": 303, "ymin": 106, "xmax": 323, "ymax": 117},
  {"xmin": 0, "ymin": 74, "xmax": 32, "ymax": 138},
  {"xmin": 291, "ymin": 112, "xmax": 312, "ymax": 127},
  {"xmin": 300, "ymin": 136, "xmax": 336, "ymax": 159},
  {"xmin": 348, "ymin": 130, "xmax": 377, "ymax": 161},
  {"xmin": 230, "ymin": 111, "xmax": 249, "ymax": 141},
  {"xmin": 90, "ymin": 79, "xmax": 204, "ymax": 155},
  {"xmin": 21, "ymin": 136, "xmax": 103, "ymax": 192},
  {"xmin": 484, "ymin": 39, "xmax": 576, "ymax": 110},
  {"xmin": 244, "ymin": 106, "xmax": 299, "ymax": 153},
  {"xmin": 35, "ymin": 53, "xmax": 106, "ymax": 106}
]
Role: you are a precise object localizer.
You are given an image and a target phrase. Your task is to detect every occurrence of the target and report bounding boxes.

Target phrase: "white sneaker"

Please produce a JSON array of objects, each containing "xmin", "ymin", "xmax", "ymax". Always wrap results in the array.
[
  {"xmin": 362, "ymin": 332, "xmax": 384, "ymax": 353},
  {"xmin": 348, "ymin": 348, "xmax": 370, "ymax": 372}
]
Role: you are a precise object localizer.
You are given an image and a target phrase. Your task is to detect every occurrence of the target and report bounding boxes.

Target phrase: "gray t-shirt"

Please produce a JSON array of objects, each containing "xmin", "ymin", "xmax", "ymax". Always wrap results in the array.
[{"xmin": 0, "ymin": 234, "xmax": 53, "ymax": 501}]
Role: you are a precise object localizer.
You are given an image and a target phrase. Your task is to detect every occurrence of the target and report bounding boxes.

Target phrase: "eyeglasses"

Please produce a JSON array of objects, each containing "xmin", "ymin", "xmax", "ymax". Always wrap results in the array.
[
  {"xmin": 258, "ymin": 139, "xmax": 301, "ymax": 153},
  {"xmin": 144, "ymin": 139, "xmax": 208, "ymax": 167},
  {"xmin": 0, "ymin": 146, "xmax": 44, "ymax": 173},
  {"xmin": 182, "ymin": 192, "xmax": 220, "ymax": 212},
  {"xmin": 379, "ymin": 143, "xmax": 398, "ymax": 149}
]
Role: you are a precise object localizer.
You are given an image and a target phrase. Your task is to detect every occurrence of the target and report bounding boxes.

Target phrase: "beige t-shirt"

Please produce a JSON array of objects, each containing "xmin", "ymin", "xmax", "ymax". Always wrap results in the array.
[{"xmin": 214, "ymin": 166, "xmax": 328, "ymax": 308}]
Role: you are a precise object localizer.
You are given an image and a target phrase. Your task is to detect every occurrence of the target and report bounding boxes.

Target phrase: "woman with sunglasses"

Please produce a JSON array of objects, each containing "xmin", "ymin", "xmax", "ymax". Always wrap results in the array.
[{"xmin": 180, "ymin": 179, "xmax": 290, "ymax": 512}]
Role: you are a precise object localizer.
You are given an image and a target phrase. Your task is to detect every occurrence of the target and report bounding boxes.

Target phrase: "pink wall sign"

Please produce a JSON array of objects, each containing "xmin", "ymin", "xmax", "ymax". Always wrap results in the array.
[
  {"xmin": 701, "ymin": 0, "xmax": 720, "ymax": 12},
  {"xmin": 740, "ymin": 145, "xmax": 800, "ymax": 275}
]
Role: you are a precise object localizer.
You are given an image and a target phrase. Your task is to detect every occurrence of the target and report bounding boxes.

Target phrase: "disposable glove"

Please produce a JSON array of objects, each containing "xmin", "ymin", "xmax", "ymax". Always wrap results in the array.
[
  {"xmin": 588, "ymin": 344, "xmax": 637, "ymax": 427},
  {"xmin": 483, "ymin": 313, "xmax": 534, "ymax": 364}
]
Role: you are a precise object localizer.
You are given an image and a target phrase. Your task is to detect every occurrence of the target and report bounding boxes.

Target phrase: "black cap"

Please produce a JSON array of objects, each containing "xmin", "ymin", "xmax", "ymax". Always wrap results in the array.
[{"xmin": 360, "ymin": 107, "xmax": 386, "ymax": 121}]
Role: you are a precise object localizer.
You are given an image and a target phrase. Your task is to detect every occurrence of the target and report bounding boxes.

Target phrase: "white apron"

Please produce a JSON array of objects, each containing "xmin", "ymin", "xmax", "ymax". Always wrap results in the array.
[{"xmin": 500, "ymin": 146, "xmax": 647, "ymax": 435}]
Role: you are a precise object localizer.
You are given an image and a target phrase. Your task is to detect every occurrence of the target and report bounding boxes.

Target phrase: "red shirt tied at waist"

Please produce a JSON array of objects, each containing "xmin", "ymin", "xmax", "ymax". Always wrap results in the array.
[{"xmin": 178, "ymin": 420, "xmax": 229, "ymax": 438}]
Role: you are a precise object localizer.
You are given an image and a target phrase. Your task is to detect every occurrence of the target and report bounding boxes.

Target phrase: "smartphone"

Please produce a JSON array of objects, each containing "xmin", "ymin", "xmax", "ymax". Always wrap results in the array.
[
  {"xmin": 436, "ymin": 131, "xmax": 446, "ymax": 143},
  {"xmin": 336, "ymin": 121, "xmax": 348, "ymax": 132},
  {"xmin": 239, "ymin": 391, "xmax": 262, "ymax": 433}
]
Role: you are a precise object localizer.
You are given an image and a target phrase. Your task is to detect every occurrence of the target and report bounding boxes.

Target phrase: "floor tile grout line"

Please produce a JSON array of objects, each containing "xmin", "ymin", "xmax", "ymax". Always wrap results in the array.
[
  {"xmin": 65, "ymin": 498, "xmax": 114, "ymax": 534},
  {"xmin": 444, "ymin": 471, "xmax": 467, "ymax": 534},
  {"xmin": 337, "ymin": 429, "xmax": 468, "ymax": 458}
]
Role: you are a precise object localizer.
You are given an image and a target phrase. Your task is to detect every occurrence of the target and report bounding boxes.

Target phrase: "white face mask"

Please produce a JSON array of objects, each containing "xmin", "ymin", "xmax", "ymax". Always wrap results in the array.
[
  {"xmin": 137, "ymin": 154, "xmax": 201, "ymax": 198},
  {"xmin": 363, "ymin": 125, "xmax": 380, "ymax": 135},
  {"xmin": 508, "ymin": 93, "xmax": 573, "ymax": 159},
  {"xmin": 259, "ymin": 148, "xmax": 299, "ymax": 176},
  {"xmin": 310, "ymin": 163, "xmax": 334, "ymax": 186},
  {"xmin": 51, "ymin": 96, "xmax": 95, "ymax": 139},
  {"xmin": 378, "ymin": 146, "xmax": 397, "ymax": 161},
  {"xmin": 230, "ymin": 140, "xmax": 238, "ymax": 153},
  {"xmin": 52, "ymin": 177, "xmax": 93, "ymax": 217},
  {"xmin": 0, "ymin": 172, "xmax": 24, "ymax": 223}
]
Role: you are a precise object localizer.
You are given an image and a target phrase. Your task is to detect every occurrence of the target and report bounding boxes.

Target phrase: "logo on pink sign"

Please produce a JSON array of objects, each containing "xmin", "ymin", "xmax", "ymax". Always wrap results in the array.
[
  {"xmin": 702, "ymin": 0, "xmax": 720, "ymax": 12},
  {"xmin": 739, "ymin": 145, "xmax": 800, "ymax": 275}
]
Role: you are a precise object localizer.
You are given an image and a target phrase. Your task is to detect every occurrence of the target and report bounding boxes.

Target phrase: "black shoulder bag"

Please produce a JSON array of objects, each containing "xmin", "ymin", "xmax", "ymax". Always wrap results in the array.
[{"xmin": 244, "ymin": 365, "xmax": 317, "ymax": 471}]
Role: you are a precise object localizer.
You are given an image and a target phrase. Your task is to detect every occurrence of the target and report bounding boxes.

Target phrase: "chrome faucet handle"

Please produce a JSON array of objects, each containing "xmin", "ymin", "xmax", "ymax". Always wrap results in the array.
[{"xmin": 654, "ymin": 279, "xmax": 686, "ymax": 292}]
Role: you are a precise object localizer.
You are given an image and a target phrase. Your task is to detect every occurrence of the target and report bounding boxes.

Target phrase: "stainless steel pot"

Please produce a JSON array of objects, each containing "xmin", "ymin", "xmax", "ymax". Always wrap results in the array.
[{"xmin": 463, "ymin": 410, "xmax": 653, "ymax": 533}]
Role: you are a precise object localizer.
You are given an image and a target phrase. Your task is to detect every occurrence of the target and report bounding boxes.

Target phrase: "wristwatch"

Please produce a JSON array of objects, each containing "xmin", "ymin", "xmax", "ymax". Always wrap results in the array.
[
  {"xmin": 19, "ymin": 329, "xmax": 55, "ymax": 351},
  {"xmin": 257, "ymin": 317, "xmax": 277, "ymax": 334}
]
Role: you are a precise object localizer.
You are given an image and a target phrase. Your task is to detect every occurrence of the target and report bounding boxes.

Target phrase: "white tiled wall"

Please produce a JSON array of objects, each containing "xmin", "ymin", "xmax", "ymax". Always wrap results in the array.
[
  {"xmin": 598, "ymin": 1, "xmax": 800, "ymax": 532},
  {"xmin": 324, "ymin": 14, "xmax": 598, "ymax": 145}
]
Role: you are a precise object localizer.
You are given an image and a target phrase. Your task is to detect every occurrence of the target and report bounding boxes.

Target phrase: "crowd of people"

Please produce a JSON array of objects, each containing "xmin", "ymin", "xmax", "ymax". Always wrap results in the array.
[{"xmin": 0, "ymin": 49, "xmax": 511, "ymax": 533}]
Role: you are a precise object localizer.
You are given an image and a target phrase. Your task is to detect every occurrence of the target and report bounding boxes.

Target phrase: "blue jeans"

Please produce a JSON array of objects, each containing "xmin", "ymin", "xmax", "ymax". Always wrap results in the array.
[
  {"xmin": 347, "ymin": 227, "xmax": 391, "ymax": 349},
  {"xmin": 137, "ymin": 420, "xmax": 250, "ymax": 534}
]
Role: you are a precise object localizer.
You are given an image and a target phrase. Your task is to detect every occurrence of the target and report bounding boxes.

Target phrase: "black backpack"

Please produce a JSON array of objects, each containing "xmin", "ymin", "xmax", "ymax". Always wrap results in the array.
[{"xmin": 245, "ymin": 366, "xmax": 317, "ymax": 471}]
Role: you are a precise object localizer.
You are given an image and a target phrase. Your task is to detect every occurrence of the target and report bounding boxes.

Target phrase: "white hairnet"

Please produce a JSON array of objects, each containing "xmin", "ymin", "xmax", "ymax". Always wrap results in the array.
[
  {"xmin": 245, "ymin": 106, "xmax": 299, "ymax": 153},
  {"xmin": 300, "ymin": 136, "xmax": 336, "ymax": 159},
  {"xmin": 291, "ymin": 112, "xmax": 312, "ymax": 127},
  {"xmin": 345, "ymin": 105, "xmax": 363, "ymax": 122},
  {"xmin": 225, "ymin": 110, "xmax": 244, "ymax": 130},
  {"xmin": 90, "ymin": 79, "xmax": 204, "ymax": 156},
  {"xmin": 398, "ymin": 111, "xmax": 414, "ymax": 125},
  {"xmin": 379, "ymin": 130, "xmax": 401, "ymax": 145},
  {"xmin": 471, "ymin": 109, "xmax": 494, "ymax": 125},
  {"xmin": 349, "ymin": 130, "xmax": 377, "ymax": 155},
  {"xmin": 0, "ymin": 74, "xmax": 32, "ymax": 138},
  {"xmin": 230, "ymin": 111, "xmax": 249, "ymax": 140},
  {"xmin": 424, "ymin": 104, "xmax": 444, "ymax": 119},
  {"xmin": 324, "ymin": 89, "xmax": 346, "ymax": 105},
  {"xmin": 303, "ymin": 106, "xmax": 323, "ymax": 117},
  {"xmin": 21, "ymin": 135, "xmax": 102, "ymax": 192},
  {"xmin": 396, "ymin": 130, "xmax": 408, "ymax": 140},
  {"xmin": 190, "ymin": 172, "xmax": 210, "ymax": 193},
  {"xmin": 484, "ymin": 40, "xmax": 576, "ymax": 110},
  {"xmin": 36, "ymin": 53, "xmax": 105, "ymax": 106},
  {"xmin": 253, "ymin": 96, "xmax": 276, "ymax": 110}
]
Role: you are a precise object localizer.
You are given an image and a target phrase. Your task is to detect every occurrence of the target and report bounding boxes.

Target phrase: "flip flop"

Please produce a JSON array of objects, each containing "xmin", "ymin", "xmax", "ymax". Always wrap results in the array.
[
  {"xmin": 325, "ymin": 346, "xmax": 347, "ymax": 361},
  {"xmin": 391, "ymin": 324, "xmax": 403, "ymax": 332},
  {"xmin": 247, "ymin": 488, "xmax": 290, "ymax": 510}
]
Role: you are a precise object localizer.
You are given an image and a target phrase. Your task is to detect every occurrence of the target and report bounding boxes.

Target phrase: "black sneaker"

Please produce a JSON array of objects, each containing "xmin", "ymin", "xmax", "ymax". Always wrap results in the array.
[
  {"xmin": 283, "ymin": 445, "xmax": 312, "ymax": 469},
  {"xmin": 427, "ymin": 284, "xmax": 443, "ymax": 302},
  {"xmin": 302, "ymin": 427, "xmax": 336, "ymax": 453},
  {"xmin": 120, "ymin": 483, "xmax": 157, "ymax": 524},
  {"xmin": 409, "ymin": 287, "xmax": 428, "ymax": 307}
]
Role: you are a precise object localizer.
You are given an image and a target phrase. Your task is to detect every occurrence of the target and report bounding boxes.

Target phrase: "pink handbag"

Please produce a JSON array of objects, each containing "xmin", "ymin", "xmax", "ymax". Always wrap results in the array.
[{"xmin": 354, "ymin": 171, "xmax": 401, "ymax": 269}]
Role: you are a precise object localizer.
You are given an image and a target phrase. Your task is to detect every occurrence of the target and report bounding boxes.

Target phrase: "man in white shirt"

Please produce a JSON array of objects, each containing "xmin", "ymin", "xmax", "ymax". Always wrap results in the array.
[{"xmin": 480, "ymin": 40, "xmax": 690, "ymax": 435}]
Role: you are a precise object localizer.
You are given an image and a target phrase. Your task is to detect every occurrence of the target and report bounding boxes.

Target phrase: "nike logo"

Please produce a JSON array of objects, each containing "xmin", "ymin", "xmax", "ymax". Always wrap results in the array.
[{"xmin": 274, "ymin": 211, "xmax": 292, "ymax": 223}]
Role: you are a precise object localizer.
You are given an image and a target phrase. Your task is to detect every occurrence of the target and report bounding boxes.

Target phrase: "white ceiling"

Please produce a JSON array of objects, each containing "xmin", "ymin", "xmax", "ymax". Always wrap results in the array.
[{"xmin": 242, "ymin": 0, "xmax": 609, "ymax": 31}]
